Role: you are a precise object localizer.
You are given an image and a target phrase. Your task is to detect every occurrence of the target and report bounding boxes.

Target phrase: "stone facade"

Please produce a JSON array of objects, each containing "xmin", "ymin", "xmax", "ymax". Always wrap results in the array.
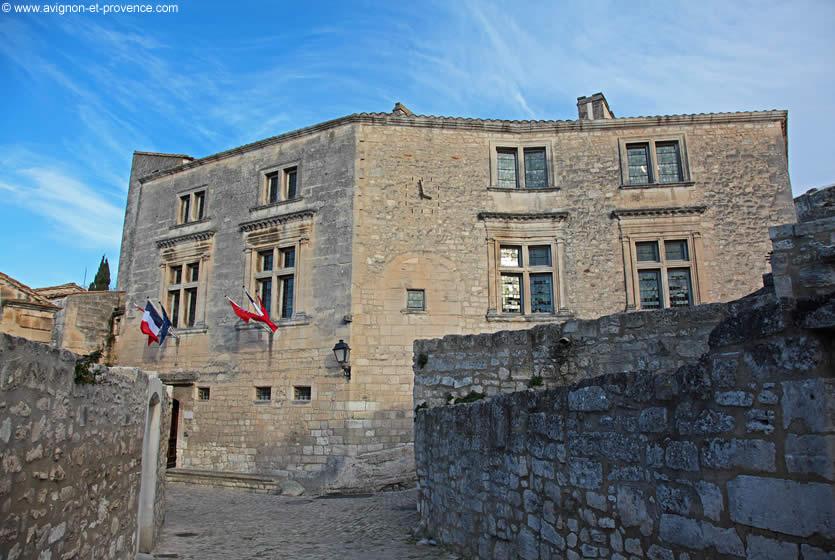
[
  {"xmin": 0, "ymin": 272, "xmax": 58, "ymax": 344},
  {"xmin": 413, "ymin": 197, "xmax": 835, "ymax": 559},
  {"xmin": 114, "ymin": 94, "xmax": 795, "ymax": 491},
  {"xmin": 0, "ymin": 333, "xmax": 170, "ymax": 559},
  {"xmin": 51, "ymin": 291, "xmax": 126, "ymax": 361}
]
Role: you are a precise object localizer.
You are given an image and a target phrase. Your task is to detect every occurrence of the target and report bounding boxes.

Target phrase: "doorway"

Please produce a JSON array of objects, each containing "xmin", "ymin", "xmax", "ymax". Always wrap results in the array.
[{"xmin": 167, "ymin": 399, "xmax": 180, "ymax": 469}]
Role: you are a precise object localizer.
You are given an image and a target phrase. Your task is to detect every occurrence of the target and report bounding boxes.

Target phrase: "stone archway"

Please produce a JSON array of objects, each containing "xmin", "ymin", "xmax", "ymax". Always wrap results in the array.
[{"xmin": 137, "ymin": 377, "xmax": 165, "ymax": 554}]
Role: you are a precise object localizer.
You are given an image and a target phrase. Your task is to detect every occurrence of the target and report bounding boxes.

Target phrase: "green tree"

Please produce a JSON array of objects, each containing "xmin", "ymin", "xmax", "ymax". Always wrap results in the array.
[{"xmin": 88, "ymin": 256, "xmax": 111, "ymax": 291}]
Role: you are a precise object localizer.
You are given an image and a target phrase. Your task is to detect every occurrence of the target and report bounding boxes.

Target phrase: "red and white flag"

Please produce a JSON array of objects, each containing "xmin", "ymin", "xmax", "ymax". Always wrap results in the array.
[
  {"xmin": 244, "ymin": 287, "xmax": 278, "ymax": 333},
  {"xmin": 226, "ymin": 296, "xmax": 253, "ymax": 323}
]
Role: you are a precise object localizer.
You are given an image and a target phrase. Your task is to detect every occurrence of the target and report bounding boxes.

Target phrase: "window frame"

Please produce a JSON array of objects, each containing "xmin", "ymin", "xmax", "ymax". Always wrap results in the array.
[
  {"xmin": 175, "ymin": 187, "xmax": 208, "ymax": 225},
  {"xmin": 489, "ymin": 140, "xmax": 555, "ymax": 190},
  {"xmin": 630, "ymin": 235, "xmax": 699, "ymax": 310},
  {"xmin": 496, "ymin": 240, "xmax": 558, "ymax": 316},
  {"xmin": 618, "ymin": 134, "xmax": 691, "ymax": 188},
  {"xmin": 405, "ymin": 288, "xmax": 426, "ymax": 312},
  {"xmin": 254, "ymin": 386, "xmax": 272, "ymax": 403},
  {"xmin": 251, "ymin": 242, "xmax": 299, "ymax": 321},
  {"xmin": 292, "ymin": 385, "xmax": 312, "ymax": 403},
  {"xmin": 165, "ymin": 260, "xmax": 201, "ymax": 328},
  {"xmin": 260, "ymin": 161, "xmax": 301, "ymax": 206},
  {"xmin": 197, "ymin": 387, "xmax": 210, "ymax": 401}
]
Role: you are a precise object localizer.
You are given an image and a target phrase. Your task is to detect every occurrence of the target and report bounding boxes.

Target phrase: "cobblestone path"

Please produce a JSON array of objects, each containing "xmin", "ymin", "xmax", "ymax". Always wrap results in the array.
[{"xmin": 151, "ymin": 483, "xmax": 458, "ymax": 560}]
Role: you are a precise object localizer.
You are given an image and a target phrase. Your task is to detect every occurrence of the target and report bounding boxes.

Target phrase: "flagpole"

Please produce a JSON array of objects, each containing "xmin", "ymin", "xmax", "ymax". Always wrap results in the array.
[
  {"xmin": 241, "ymin": 285, "xmax": 274, "ymax": 334},
  {"xmin": 157, "ymin": 300, "xmax": 180, "ymax": 340}
]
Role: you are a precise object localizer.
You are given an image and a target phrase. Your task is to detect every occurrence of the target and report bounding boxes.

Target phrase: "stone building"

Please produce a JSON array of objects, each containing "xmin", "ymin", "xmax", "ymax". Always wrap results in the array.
[
  {"xmin": 114, "ymin": 93, "xmax": 795, "ymax": 491},
  {"xmin": 0, "ymin": 272, "xmax": 60, "ymax": 344}
]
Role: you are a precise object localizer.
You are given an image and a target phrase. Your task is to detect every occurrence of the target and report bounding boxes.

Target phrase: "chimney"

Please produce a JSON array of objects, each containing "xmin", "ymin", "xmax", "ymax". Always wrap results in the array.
[
  {"xmin": 392, "ymin": 102, "xmax": 415, "ymax": 117},
  {"xmin": 577, "ymin": 93, "xmax": 614, "ymax": 120}
]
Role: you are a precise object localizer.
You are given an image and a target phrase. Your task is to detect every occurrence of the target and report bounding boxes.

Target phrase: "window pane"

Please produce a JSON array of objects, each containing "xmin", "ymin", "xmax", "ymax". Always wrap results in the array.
[
  {"xmin": 530, "ymin": 273, "xmax": 553, "ymax": 313},
  {"xmin": 170, "ymin": 265, "xmax": 182, "ymax": 284},
  {"xmin": 294, "ymin": 386, "xmax": 311, "ymax": 401},
  {"xmin": 281, "ymin": 275, "xmax": 295, "ymax": 319},
  {"xmin": 524, "ymin": 148, "xmax": 548, "ymax": 189},
  {"xmin": 286, "ymin": 168, "xmax": 298, "ymax": 199},
  {"xmin": 187, "ymin": 262, "xmax": 199, "ymax": 282},
  {"xmin": 528, "ymin": 245, "xmax": 551, "ymax": 266},
  {"xmin": 194, "ymin": 191, "xmax": 205, "ymax": 220},
  {"xmin": 627, "ymin": 144, "xmax": 650, "ymax": 184},
  {"xmin": 636, "ymin": 241, "xmax": 660, "ymax": 262},
  {"xmin": 179, "ymin": 195, "xmax": 190, "ymax": 223},
  {"xmin": 638, "ymin": 269, "xmax": 662, "ymax": 309},
  {"xmin": 668, "ymin": 268, "xmax": 693, "ymax": 307},
  {"xmin": 281, "ymin": 247, "xmax": 296, "ymax": 269},
  {"xmin": 185, "ymin": 287, "xmax": 198, "ymax": 327},
  {"xmin": 258, "ymin": 278, "xmax": 272, "ymax": 316},
  {"xmin": 664, "ymin": 240, "xmax": 689, "ymax": 261},
  {"xmin": 497, "ymin": 150, "xmax": 518, "ymax": 188},
  {"xmin": 500, "ymin": 246, "xmax": 522, "ymax": 267},
  {"xmin": 259, "ymin": 250, "xmax": 273, "ymax": 272},
  {"xmin": 407, "ymin": 289, "xmax": 425, "ymax": 310},
  {"xmin": 267, "ymin": 172, "xmax": 279, "ymax": 203},
  {"xmin": 501, "ymin": 273, "xmax": 523, "ymax": 313},
  {"xmin": 656, "ymin": 142, "xmax": 683, "ymax": 183},
  {"xmin": 169, "ymin": 290, "xmax": 180, "ymax": 328},
  {"xmin": 255, "ymin": 386, "xmax": 271, "ymax": 401},
  {"xmin": 198, "ymin": 387, "xmax": 210, "ymax": 401}
]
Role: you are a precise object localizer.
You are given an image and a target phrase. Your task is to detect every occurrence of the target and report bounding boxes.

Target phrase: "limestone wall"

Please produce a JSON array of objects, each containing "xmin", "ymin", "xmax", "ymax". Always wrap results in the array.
[
  {"xmin": 415, "ymin": 293, "xmax": 834, "ymax": 559},
  {"xmin": 414, "ymin": 301, "xmax": 733, "ymax": 409},
  {"xmin": 0, "ymin": 334, "xmax": 170, "ymax": 559},
  {"xmin": 52, "ymin": 291, "xmax": 125, "ymax": 359}
]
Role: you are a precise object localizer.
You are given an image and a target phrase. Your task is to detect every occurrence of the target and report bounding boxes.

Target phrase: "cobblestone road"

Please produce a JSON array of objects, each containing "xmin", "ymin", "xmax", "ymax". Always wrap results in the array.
[{"xmin": 151, "ymin": 483, "xmax": 458, "ymax": 560}]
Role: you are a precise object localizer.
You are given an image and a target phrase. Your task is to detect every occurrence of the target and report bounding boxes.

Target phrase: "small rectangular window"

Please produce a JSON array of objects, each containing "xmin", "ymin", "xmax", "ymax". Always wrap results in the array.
[
  {"xmin": 524, "ymin": 148, "xmax": 548, "ymax": 189},
  {"xmin": 255, "ymin": 386, "xmax": 272, "ymax": 402},
  {"xmin": 497, "ymin": 149, "xmax": 518, "ymax": 189},
  {"xmin": 500, "ymin": 246, "xmax": 522, "ymax": 267},
  {"xmin": 529, "ymin": 273, "xmax": 553, "ymax": 313},
  {"xmin": 636, "ymin": 241, "xmax": 660, "ymax": 263},
  {"xmin": 664, "ymin": 240, "xmax": 689, "ymax": 262},
  {"xmin": 668, "ymin": 268, "xmax": 693, "ymax": 307},
  {"xmin": 280, "ymin": 276, "xmax": 294, "ymax": 319},
  {"xmin": 638, "ymin": 269, "xmax": 662, "ymax": 309},
  {"xmin": 259, "ymin": 250, "xmax": 274, "ymax": 272},
  {"xmin": 258, "ymin": 278, "xmax": 272, "ymax": 316},
  {"xmin": 406, "ymin": 289, "xmax": 425, "ymax": 310},
  {"xmin": 656, "ymin": 142, "xmax": 683, "ymax": 184},
  {"xmin": 169, "ymin": 290, "xmax": 180, "ymax": 328},
  {"xmin": 170, "ymin": 265, "xmax": 183, "ymax": 284},
  {"xmin": 193, "ymin": 191, "xmax": 206, "ymax": 220},
  {"xmin": 266, "ymin": 172, "xmax": 280, "ymax": 204},
  {"xmin": 179, "ymin": 194, "xmax": 191, "ymax": 224},
  {"xmin": 528, "ymin": 246, "xmax": 551, "ymax": 267},
  {"xmin": 187, "ymin": 262, "xmax": 200, "ymax": 282},
  {"xmin": 501, "ymin": 273, "xmax": 523, "ymax": 313},
  {"xmin": 626, "ymin": 143, "xmax": 651, "ymax": 185},
  {"xmin": 198, "ymin": 387, "xmax": 210, "ymax": 401},
  {"xmin": 281, "ymin": 247, "xmax": 296, "ymax": 269},
  {"xmin": 293, "ymin": 386, "xmax": 311, "ymax": 401},
  {"xmin": 285, "ymin": 167, "xmax": 298, "ymax": 199}
]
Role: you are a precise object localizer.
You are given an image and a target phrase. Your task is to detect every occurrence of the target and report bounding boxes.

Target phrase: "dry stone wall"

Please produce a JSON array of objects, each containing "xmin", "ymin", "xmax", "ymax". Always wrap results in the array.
[
  {"xmin": 0, "ymin": 333, "xmax": 169, "ymax": 560},
  {"xmin": 415, "ymin": 292, "xmax": 834, "ymax": 559},
  {"xmin": 414, "ymin": 301, "xmax": 732, "ymax": 409}
]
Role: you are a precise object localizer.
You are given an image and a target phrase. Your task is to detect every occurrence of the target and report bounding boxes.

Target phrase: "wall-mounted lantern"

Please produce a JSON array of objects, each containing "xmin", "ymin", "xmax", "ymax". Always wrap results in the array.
[{"xmin": 332, "ymin": 339, "xmax": 351, "ymax": 379}]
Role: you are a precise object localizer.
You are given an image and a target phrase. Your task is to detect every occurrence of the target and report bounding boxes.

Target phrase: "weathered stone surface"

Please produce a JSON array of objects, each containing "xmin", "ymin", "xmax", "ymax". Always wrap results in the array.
[
  {"xmin": 785, "ymin": 434, "xmax": 835, "ymax": 481},
  {"xmin": 568, "ymin": 386, "xmax": 610, "ymax": 412},
  {"xmin": 745, "ymin": 534, "xmax": 798, "ymax": 560},
  {"xmin": 728, "ymin": 476, "xmax": 835, "ymax": 537},
  {"xmin": 701, "ymin": 438, "xmax": 776, "ymax": 472},
  {"xmin": 665, "ymin": 441, "xmax": 699, "ymax": 471}
]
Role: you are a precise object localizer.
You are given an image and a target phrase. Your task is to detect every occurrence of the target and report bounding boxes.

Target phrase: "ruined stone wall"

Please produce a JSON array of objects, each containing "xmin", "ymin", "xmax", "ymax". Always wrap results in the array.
[
  {"xmin": 0, "ymin": 334, "xmax": 170, "ymax": 559},
  {"xmin": 414, "ymin": 301, "xmax": 733, "ymax": 409},
  {"xmin": 415, "ymin": 293, "xmax": 834, "ymax": 559},
  {"xmin": 52, "ymin": 291, "xmax": 125, "ymax": 359}
]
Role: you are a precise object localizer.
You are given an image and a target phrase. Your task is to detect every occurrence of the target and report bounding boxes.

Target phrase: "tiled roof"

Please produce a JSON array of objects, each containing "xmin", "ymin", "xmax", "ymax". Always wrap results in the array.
[
  {"xmin": 0, "ymin": 272, "xmax": 60, "ymax": 309},
  {"xmin": 34, "ymin": 282, "xmax": 86, "ymax": 299}
]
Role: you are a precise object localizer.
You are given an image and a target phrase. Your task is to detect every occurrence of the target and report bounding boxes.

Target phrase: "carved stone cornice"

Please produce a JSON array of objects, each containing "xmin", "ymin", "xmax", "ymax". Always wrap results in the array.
[
  {"xmin": 477, "ymin": 211, "xmax": 569, "ymax": 222},
  {"xmin": 239, "ymin": 209, "xmax": 316, "ymax": 232},
  {"xmin": 610, "ymin": 206, "xmax": 707, "ymax": 219},
  {"xmin": 156, "ymin": 230, "xmax": 216, "ymax": 248}
]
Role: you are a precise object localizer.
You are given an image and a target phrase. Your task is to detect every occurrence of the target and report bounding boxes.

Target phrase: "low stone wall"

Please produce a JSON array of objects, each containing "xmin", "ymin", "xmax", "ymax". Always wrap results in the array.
[
  {"xmin": 51, "ymin": 291, "xmax": 125, "ymax": 360},
  {"xmin": 414, "ymin": 302, "xmax": 731, "ymax": 409},
  {"xmin": 0, "ymin": 333, "xmax": 169, "ymax": 559},
  {"xmin": 770, "ymin": 215, "xmax": 835, "ymax": 307},
  {"xmin": 794, "ymin": 184, "xmax": 835, "ymax": 223},
  {"xmin": 415, "ymin": 292, "xmax": 834, "ymax": 559}
]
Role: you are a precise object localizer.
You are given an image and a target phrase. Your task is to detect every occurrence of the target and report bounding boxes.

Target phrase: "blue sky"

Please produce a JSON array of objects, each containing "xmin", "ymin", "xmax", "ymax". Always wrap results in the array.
[{"xmin": 1, "ymin": 0, "xmax": 833, "ymax": 288}]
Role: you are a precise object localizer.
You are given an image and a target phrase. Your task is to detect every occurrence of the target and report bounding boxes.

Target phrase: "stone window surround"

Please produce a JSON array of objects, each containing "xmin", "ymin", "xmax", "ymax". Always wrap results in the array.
[
  {"xmin": 197, "ymin": 386, "xmax": 210, "ymax": 401},
  {"xmin": 254, "ymin": 385, "xmax": 272, "ymax": 403},
  {"xmin": 156, "ymin": 232, "xmax": 214, "ymax": 334},
  {"xmin": 292, "ymin": 384, "xmax": 313, "ymax": 404},
  {"xmin": 257, "ymin": 160, "xmax": 302, "ymax": 208},
  {"xmin": 175, "ymin": 185, "xmax": 209, "ymax": 225},
  {"xmin": 403, "ymin": 288, "xmax": 427, "ymax": 314},
  {"xmin": 613, "ymin": 206, "xmax": 709, "ymax": 311},
  {"xmin": 617, "ymin": 134, "xmax": 693, "ymax": 188},
  {"xmin": 488, "ymin": 139, "xmax": 557, "ymax": 190},
  {"xmin": 481, "ymin": 212, "xmax": 570, "ymax": 321},
  {"xmin": 241, "ymin": 213, "xmax": 313, "ymax": 327}
]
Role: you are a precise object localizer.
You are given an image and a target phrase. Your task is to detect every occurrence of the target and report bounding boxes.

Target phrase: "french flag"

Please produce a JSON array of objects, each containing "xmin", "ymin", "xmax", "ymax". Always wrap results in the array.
[{"xmin": 139, "ymin": 301, "xmax": 171, "ymax": 346}]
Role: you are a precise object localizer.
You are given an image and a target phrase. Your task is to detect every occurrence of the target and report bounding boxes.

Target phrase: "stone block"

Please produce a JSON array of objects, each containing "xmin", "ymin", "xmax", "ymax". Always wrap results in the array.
[
  {"xmin": 639, "ymin": 407, "xmax": 668, "ymax": 433},
  {"xmin": 728, "ymin": 475, "xmax": 835, "ymax": 537},
  {"xmin": 782, "ymin": 379, "xmax": 831, "ymax": 432},
  {"xmin": 785, "ymin": 434, "xmax": 835, "ymax": 480},
  {"xmin": 745, "ymin": 535, "xmax": 797, "ymax": 560},
  {"xmin": 700, "ymin": 438, "xmax": 776, "ymax": 472},
  {"xmin": 568, "ymin": 386, "xmax": 610, "ymax": 412},
  {"xmin": 569, "ymin": 459, "xmax": 602, "ymax": 489},
  {"xmin": 715, "ymin": 391, "xmax": 754, "ymax": 407},
  {"xmin": 665, "ymin": 441, "xmax": 699, "ymax": 471}
]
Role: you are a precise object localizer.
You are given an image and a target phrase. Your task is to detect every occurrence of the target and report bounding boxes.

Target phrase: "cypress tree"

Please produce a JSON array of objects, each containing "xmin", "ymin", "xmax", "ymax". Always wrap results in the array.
[{"xmin": 88, "ymin": 256, "xmax": 111, "ymax": 291}]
